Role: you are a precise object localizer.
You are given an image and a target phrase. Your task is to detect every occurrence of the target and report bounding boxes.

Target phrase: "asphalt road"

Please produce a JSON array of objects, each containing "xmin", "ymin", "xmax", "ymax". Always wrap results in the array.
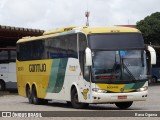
[{"xmin": 0, "ymin": 83, "xmax": 160, "ymax": 119}]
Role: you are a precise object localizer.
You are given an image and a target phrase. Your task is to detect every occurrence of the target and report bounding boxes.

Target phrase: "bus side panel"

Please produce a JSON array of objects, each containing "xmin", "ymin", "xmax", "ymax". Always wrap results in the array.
[
  {"xmin": 0, "ymin": 64, "xmax": 8, "ymax": 85},
  {"xmin": 46, "ymin": 58, "xmax": 68, "ymax": 93},
  {"xmin": 0, "ymin": 63, "xmax": 17, "ymax": 89},
  {"xmin": 45, "ymin": 58, "xmax": 70, "ymax": 100},
  {"xmin": 7, "ymin": 63, "xmax": 17, "ymax": 89},
  {"xmin": 17, "ymin": 58, "xmax": 91, "ymax": 102},
  {"xmin": 64, "ymin": 58, "xmax": 91, "ymax": 103},
  {"xmin": 16, "ymin": 60, "xmax": 52, "ymax": 98},
  {"xmin": 45, "ymin": 58, "xmax": 91, "ymax": 103}
]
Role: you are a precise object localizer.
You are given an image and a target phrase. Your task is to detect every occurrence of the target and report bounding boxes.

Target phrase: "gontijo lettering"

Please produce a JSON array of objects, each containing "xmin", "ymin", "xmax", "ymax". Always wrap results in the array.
[{"xmin": 29, "ymin": 64, "xmax": 46, "ymax": 72}]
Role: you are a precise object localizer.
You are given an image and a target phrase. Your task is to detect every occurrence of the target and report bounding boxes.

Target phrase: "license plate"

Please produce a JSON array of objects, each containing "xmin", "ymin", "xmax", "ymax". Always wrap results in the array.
[{"xmin": 118, "ymin": 96, "xmax": 127, "ymax": 99}]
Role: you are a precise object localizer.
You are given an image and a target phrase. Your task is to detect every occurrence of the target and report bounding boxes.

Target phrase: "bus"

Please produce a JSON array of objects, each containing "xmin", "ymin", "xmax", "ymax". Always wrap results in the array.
[
  {"xmin": 151, "ymin": 56, "xmax": 160, "ymax": 83},
  {"xmin": 0, "ymin": 47, "xmax": 17, "ymax": 91},
  {"xmin": 16, "ymin": 26, "xmax": 156, "ymax": 109}
]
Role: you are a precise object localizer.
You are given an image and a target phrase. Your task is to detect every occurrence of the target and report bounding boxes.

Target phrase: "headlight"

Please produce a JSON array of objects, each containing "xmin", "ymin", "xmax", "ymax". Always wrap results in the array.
[
  {"xmin": 92, "ymin": 88, "xmax": 108, "ymax": 93},
  {"xmin": 137, "ymin": 86, "xmax": 148, "ymax": 92}
]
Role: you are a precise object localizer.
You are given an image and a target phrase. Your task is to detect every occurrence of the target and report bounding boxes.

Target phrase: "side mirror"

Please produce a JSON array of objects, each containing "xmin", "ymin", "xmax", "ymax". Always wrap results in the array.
[
  {"xmin": 85, "ymin": 47, "xmax": 92, "ymax": 66},
  {"xmin": 147, "ymin": 46, "xmax": 156, "ymax": 65}
]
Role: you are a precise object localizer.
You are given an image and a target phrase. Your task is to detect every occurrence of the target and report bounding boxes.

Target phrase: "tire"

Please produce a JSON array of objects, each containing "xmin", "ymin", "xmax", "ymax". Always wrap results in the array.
[
  {"xmin": 0, "ymin": 81, "xmax": 5, "ymax": 91},
  {"xmin": 32, "ymin": 87, "xmax": 43, "ymax": 105},
  {"xmin": 66, "ymin": 101, "xmax": 72, "ymax": 106},
  {"xmin": 41, "ymin": 99, "xmax": 48, "ymax": 105},
  {"xmin": 152, "ymin": 76, "xmax": 158, "ymax": 83},
  {"xmin": 115, "ymin": 102, "xmax": 133, "ymax": 109},
  {"xmin": 26, "ymin": 87, "xmax": 33, "ymax": 104},
  {"xmin": 71, "ymin": 88, "xmax": 89, "ymax": 109}
]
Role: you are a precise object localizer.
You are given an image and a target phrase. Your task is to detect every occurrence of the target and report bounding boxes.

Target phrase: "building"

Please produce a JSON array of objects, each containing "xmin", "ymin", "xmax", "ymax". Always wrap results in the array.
[{"xmin": 0, "ymin": 25, "xmax": 44, "ymax": 47}]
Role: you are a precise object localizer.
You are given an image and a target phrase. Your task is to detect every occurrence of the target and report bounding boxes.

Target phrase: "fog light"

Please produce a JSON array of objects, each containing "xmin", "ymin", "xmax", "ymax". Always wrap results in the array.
[{"xmin": 92, "ymin": 88, "xmax": 108, "ymax": 93}]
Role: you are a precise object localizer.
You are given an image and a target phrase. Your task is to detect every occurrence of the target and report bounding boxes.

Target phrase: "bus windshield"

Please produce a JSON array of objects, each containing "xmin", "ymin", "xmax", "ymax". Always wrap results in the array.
[
  {"xmin": 92, "ymin": 50, "xmax": 147, "ymax": 83},
  {"xmin": 89, "ymin": 33, "xmax": 147, "ymax": 83}
]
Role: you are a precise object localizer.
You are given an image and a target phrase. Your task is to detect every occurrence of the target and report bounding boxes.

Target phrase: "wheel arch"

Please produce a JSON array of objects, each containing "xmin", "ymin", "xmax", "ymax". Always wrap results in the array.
[
  {"xmin": 0, "ymin": 79, "xmax": 4, "ymax": 82},
  {"xmin": 70, "ymin": 83, "xmax": 80, "ymax": 101}
]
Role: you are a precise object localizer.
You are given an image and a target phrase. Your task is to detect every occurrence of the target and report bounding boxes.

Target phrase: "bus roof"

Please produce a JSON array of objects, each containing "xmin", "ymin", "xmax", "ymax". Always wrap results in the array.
[{"xmin": 17, "ymin": 26, "xmax": 140, "ymax": 44}]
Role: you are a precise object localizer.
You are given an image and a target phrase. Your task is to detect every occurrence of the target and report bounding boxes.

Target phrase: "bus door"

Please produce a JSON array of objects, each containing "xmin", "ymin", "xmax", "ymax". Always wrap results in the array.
[{"xmin": 78, "ymin": 33, "xmax": 91, "ymax": 101}]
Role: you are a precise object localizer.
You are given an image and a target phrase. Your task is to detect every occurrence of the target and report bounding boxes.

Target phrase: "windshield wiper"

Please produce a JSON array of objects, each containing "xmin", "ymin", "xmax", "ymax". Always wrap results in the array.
[
  {"xmin": 118, "ymin": 50, "xmax": 137, "ymax": 82},
  {"xmin": 122, "ymin": 61, "xmax": 137, "ymax": 82}
]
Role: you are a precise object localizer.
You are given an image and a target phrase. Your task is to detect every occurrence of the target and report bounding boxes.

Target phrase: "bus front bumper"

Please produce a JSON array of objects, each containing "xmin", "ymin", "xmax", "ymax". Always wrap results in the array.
[{"xmin": 90, "ymin": 91, "xmax": 148, "ymax": 103}]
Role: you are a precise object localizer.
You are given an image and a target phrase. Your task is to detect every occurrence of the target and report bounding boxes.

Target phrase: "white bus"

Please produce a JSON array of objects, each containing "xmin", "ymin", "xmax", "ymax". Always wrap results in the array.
[
  {"xmin": 0, "ymin": 47, "xmax": 17, "ymax": 91},
  {"xmin": 16, "ymin": 26, "xmax": 156, "ymax": 109}
]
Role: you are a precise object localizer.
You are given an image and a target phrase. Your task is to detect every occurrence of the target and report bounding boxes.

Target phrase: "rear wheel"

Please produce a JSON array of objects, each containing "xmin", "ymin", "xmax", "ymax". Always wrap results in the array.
[
  {"xmin": 0, "ymin": 80, "xmax": 5, "ymax": 91},
  {"xmin": 26, "ymin": 87, "xmax": 33, "ymax": 104},
  {"xmin": 42, "ymin": 99, "xmax": 48, "ymax": 104},
  {"xmin": 115, "ymin": 102, "xmax": 133, "ymax": 109},
  {"xmin": 71, "ymin": 88, "xmax": 88, "ymax": 109},
  {"xmin": 32, "ymin": 87, "xmax": 43, "ymax": 105}
]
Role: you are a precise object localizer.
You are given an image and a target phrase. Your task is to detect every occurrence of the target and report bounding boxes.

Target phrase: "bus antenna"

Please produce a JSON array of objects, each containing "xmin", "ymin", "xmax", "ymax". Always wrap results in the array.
[
  {"xmin": 85, "ymin": 11, "xmax": 90, "ymax": 26},
  {"xmin": 85, "ymin": 0, "xmax": 90, "ymax": 26}
]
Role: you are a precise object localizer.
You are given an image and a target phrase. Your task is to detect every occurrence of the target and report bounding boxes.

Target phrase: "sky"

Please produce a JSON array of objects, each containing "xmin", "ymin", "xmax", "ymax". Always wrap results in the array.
[{"xmin": 0, "ymin": 0, "xmax": 159, "ymax": 30}]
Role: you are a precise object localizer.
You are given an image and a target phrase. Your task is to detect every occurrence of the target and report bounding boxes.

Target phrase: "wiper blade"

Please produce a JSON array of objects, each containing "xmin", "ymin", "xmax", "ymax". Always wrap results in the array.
[{"xmin": 123, "ymin": 63, "xmax": 137, "ymax": 82}]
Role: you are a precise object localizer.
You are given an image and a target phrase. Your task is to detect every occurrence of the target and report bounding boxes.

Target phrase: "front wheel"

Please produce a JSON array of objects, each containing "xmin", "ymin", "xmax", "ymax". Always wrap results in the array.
[
  {"xmin": 71, "ymin": 88, "xmax": 88, "ymax": 109},
  {"xmin": 66, "ymin": 101, "xmax": 72, "ymax": 106},
  {"xmin": 0, "ymin": 80, "xmax": 5, "ymax": 91},
  {"xmin": 115, "ymin": 102, "xmax": 133, "ymax": 109},
  {"xmin": 151, "ymin": 76, "xmax": 157, "ymax": 83}
]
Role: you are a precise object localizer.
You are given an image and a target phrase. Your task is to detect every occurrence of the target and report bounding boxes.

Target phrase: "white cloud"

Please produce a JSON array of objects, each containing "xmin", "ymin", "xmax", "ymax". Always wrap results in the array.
[{"xmin": 0, "ymin": 0, "xmax": 159, "ymax": 30}]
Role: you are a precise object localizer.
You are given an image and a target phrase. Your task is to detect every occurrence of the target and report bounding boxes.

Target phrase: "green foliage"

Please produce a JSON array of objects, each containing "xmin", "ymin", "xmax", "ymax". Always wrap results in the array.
[{"xmin": 137, "ymin": 12, "xmax": 160, "ymax": 45}]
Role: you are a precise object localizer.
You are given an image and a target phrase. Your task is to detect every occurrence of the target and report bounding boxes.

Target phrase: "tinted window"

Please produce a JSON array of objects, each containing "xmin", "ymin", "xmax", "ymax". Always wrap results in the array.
[
  {"xmin": 89, "ymin": 33, "xmax": 144, "ymax": 50},
  {"xmin": 17, "ymin": 34, "xmax": 78, "ymax": 61},
  {"xmin": 11, "ymin": 50, "xmax": 16, "ymax": 60},
  {"xmin": 46, "ymin": 34, "xmax": 77, "ymax": 59},
  {"xmin": 0, "ymin": 50, "xmax": 8, "ymax": 60},
  {"xmin": 0, "ymin": 49, "xmax": 16, "ymax": 63},
  {"xmin": 17, "ymin": 40, "xmax": 45, "ymax": 61}
]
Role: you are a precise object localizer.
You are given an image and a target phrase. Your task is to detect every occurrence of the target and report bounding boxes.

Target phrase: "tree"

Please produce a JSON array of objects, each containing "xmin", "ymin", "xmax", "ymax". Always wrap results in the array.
[{"xmin": 137, "ymin": 12, "xmax": 160, "ymax": 45}]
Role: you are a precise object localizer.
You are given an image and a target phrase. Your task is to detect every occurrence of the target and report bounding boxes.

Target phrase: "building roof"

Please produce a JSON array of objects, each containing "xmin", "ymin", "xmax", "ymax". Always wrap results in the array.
[{"xmin": 0, "ymin": 25, "xmax": 44, "ymax": 47}]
